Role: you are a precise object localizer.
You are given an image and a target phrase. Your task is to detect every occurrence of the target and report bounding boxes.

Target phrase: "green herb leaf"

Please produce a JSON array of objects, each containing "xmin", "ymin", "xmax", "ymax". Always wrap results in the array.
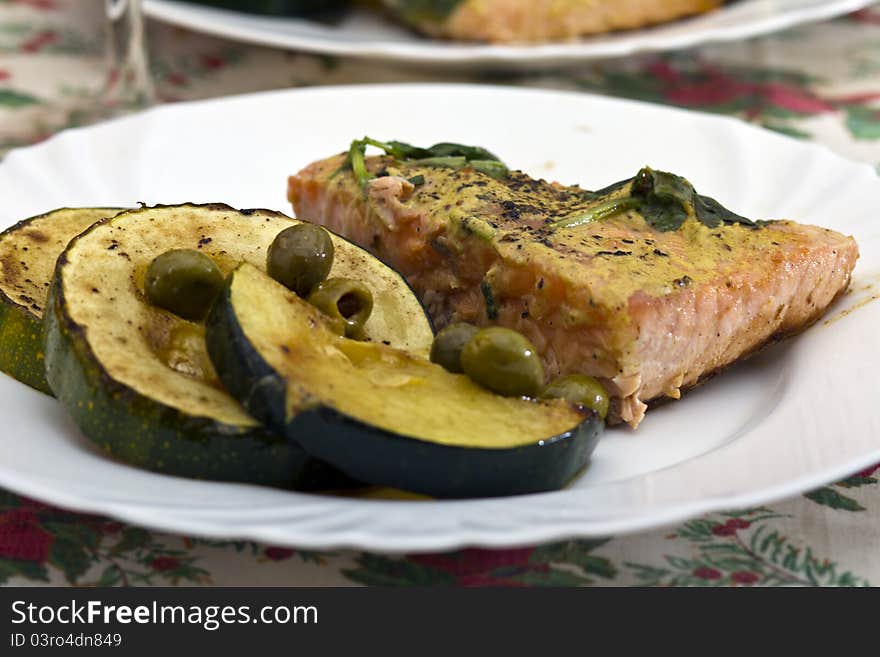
[
  {"xmin": 338, "ymin": 136, "xmax": 509, "ymax": 187},
  {"xmin": 551, "ymin": 167, "xmax": 754, "ymax": 233},
  {"xmin": 348, "ymin": 139, "xmax": 371, "ymax": 187},
  {"xmin": 695, "ymin": 195, "xmax": 754, "ymax": 228},
  {"xmin": 640, "ymin": 198, "xmax": 688, "ymax": 232},
  {"xmin": 651, "ymin": 170, "xmax": 696, "ymax": 207},
  {"xmin": 407, "ymin": 174, "xmax": 425, "ymax": 186},
  {"xmin": 632, "ymin": 167, "xmax": 754, "ymax": 231},
  {"xmin": 551, "ymin": 197, "xmax": 640, "ymax": 229},
  {"xmin": 469, "ymin": 159, "xmax": 509, "ymax": 179},
  {"xmin": 480, "ymin": 278, "xmax": 498, "ymax": 320},
  {"xmin": 428, "ymin": 142, "xmax": 501, "ymax": 161},
  {"xmin": 631, "ymin": 168, "xmax": 655, "ymax": 197},
  {"xmin": 626, "ymin": 167, "xmax": 693, "ymax": 231},
  {"xmin": 583, "ymin": 177, "xmax": 633, "ymax": 200},
  {"xmin": 383, "ymin": 140, "xmax": 433, "ymax": 160},
  {"xmin": 631, "ymin": 167, "xmax": 695, "ymax": 217},
  {"xmin": 409, "ymin": 156, "xmax": 467, "ymax": 169}
]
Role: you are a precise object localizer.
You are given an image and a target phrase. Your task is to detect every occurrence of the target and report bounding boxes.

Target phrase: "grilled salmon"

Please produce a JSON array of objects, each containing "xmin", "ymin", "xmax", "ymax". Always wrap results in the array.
[
  {"xmin": 288, "ymin": 149, "xmax": 858, "ymax": 427},
  {"xmin": 383, "ymin": 0, "xmax": 724, "ymax": 43}
]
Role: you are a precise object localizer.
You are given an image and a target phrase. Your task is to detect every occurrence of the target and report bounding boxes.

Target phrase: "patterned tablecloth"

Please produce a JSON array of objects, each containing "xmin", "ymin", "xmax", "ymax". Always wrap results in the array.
[{"xmin": 0, "ymin": 0, "xmax": 879, "ymax": 587}]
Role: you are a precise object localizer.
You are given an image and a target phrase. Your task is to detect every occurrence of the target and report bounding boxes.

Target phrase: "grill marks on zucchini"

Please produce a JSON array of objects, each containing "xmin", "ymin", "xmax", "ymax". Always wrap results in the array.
[
  {"xmin": 43, "ymin": 203, "xmax": 434, "ymax": 487},
  {"xmin": 0, "ymin": 207, "xmax": 121, "ymax": 393},
  {"xmin": 205, "ymin": 264, "xmax": 602, "ymax": 498}
]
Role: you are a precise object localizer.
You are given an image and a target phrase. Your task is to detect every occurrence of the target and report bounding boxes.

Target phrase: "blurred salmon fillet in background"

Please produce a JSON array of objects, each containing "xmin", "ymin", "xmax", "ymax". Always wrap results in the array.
[{"xmin": 383, "ymin": 0, "xmax": 724, "ymax": 43}]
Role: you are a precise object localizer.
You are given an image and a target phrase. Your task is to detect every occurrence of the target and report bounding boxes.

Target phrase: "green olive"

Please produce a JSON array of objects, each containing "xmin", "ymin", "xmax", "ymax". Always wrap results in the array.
[
  {"xmin": 461, "ymin": 327, "xmax": 544, "ymax": 397},
  {"xmin": 540, "ymin": 374, "xmax": 610, "ymax": 420},
  {"xmin": 145, "ymin": 249, "xmax": 224, "ymax": 321},
  {"xmin": 307, "ymin": 277, "xmax": 373, "ymax": 339},
  {"xmin": 267, "ymin": 223, "xmax": 335, "ymax": 297},
  {"xmin": 430, "ymin": 322, "xmax": 479, "ymax": 373}
]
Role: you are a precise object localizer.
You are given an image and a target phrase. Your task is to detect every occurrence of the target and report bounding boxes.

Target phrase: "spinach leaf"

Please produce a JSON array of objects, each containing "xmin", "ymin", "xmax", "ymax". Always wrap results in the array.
[
  {"xmin": 631, "ymin": 168, "xmax": 694, "ymax": 231},
  {"xmin": 428, "ymin": 142, "xmax": 502, "ymax": 162},
  {"xmin": 470, "ymin": 159, "xmax": 509, "ymax": 179},
  {"xmin": 409, "ymin": 156, "xmax": 468, "ymax": 169},
  {"xmin": 348, "ymin": 140, "xmax": 370, "ymax": 187},
  {"xmin": 554, "ymin": 166, "xmax": 755, "ymax": 232},
  {"xmin": 340, "ymin": 136, "xmax": 509, "ymax": 187},
  {"xmin": 694, "ymin": 195, "xmax": 754, "ymax": 227},
  {"xmin": 640, "ymin": 198, "xmax": 689, "ymax": 232},
  {"xmin": 584, "ymin": 176, "xmax": 633, "ymax": 200},
  {"xmin": 652, "ymin": 170, "xmax": 695, "ymax": 206},
  {"xmin": 631, "ymin": 167, "xmax": 694, "ymax": 208},
  {"xmin": 382, "ymin": 140, "xmax": 433, "ymax": 160}
]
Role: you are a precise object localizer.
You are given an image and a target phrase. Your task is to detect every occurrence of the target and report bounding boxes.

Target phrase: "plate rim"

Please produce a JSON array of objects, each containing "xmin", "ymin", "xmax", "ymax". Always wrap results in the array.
[
  {"xmin": 1, "ymin": 82, "xmax": 879, "ymax": 552},
  {"xmin": 0, "ymin": 446, "xmax": 877, "ymax": 552},
  {"xmin": 142, "ymin": 0, "xmax": 877, "ymax": 65}
]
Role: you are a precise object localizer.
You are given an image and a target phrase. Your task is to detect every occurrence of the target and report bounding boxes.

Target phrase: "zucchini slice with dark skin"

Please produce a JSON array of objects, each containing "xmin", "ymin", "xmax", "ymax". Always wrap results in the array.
[
  {"xmin": 206, "ymin": 263, "xmax": 603, "ymax": 498},
  {"xmin": 0, "ymin": 208, "xmax": 122, "ymax": 394},
  {"xmin": 43, "ymin": 203, "xmax": 434, "ymax": 488}
]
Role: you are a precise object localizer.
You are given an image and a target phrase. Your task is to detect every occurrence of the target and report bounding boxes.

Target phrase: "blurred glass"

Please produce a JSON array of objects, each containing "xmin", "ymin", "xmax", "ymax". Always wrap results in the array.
[{"xmin": 103, "ymin": 0, "xmax": 155, "ymax": 113}]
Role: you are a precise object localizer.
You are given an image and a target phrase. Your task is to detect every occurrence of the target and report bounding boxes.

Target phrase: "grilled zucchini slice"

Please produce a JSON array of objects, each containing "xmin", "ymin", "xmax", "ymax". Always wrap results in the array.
[
  {"xmin": 205, "ymin": 263, "xmax": 602, "ymax": 498},
  {"xmin": 0, "ymin": 207, "xmax": 121, "ymax": 394},
  {"xmin": 43, "ymin": 203, "xmax": 433, "ymax": 487}
]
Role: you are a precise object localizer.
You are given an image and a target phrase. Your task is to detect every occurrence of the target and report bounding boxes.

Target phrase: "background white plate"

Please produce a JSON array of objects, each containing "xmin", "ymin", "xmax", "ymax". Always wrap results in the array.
[
  {"xmin": 0, "ymin": 84, "xmax": 878, "ymax": 551},
  {"xmin": 143, "ymin": 0, "xmax": 877, "ymax": 67}
]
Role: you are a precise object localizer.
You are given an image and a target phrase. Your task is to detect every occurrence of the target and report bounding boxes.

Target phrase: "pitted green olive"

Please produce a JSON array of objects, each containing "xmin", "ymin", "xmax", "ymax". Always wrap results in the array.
[
  {"xmin": 307, "ymin": 277, "xmax": 373, "ymax": 339},
  {"xmin": 540, "ymin": 374, "xmax": 610, "ymax": 420},
  {"xmin": 461, "ymin": 327, "xmax": 544, "ymax": 397},
  {"xmin": 145, "ymin": 249, "xmax": 224, "ymax": 321},
  {"xmin": 267, "ymin": 223, "xmax": 334, "ymax": 297},
  {"xmin": 430, "ymin": 322, "xmax": 479, "ymax": 374}
]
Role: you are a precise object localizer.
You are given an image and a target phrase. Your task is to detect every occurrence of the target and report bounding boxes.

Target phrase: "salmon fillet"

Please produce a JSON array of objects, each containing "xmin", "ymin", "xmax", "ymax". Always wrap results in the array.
[
  {"xmin": 288, "ymin": 153, "xmax": 858, "ymax": 427},
  {"xmin": 383, "ymin": 0, "xmax": 723, "ymax": 43}
]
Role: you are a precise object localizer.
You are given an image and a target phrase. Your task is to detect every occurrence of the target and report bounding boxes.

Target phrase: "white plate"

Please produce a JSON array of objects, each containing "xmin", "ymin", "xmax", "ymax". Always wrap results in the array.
[
  {"xmin": 144, "ymin": 0, "xmax": 876, "ymax": 67},
  {"xmin": 0, "ymin": 84, "xmax": 878, "ymax": 552}
]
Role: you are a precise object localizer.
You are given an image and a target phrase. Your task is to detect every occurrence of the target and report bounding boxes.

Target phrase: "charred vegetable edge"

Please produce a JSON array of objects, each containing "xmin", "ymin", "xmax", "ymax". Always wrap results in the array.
[{"xmin": 0, "ymin": 208, "xmax": 122, "ymax": 394}]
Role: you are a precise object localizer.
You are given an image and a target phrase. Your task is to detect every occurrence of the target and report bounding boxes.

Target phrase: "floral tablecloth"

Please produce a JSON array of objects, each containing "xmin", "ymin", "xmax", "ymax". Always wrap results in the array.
[{"xmin": 0, "ymin": 0, "xmax": 878, "ymax": 587}]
